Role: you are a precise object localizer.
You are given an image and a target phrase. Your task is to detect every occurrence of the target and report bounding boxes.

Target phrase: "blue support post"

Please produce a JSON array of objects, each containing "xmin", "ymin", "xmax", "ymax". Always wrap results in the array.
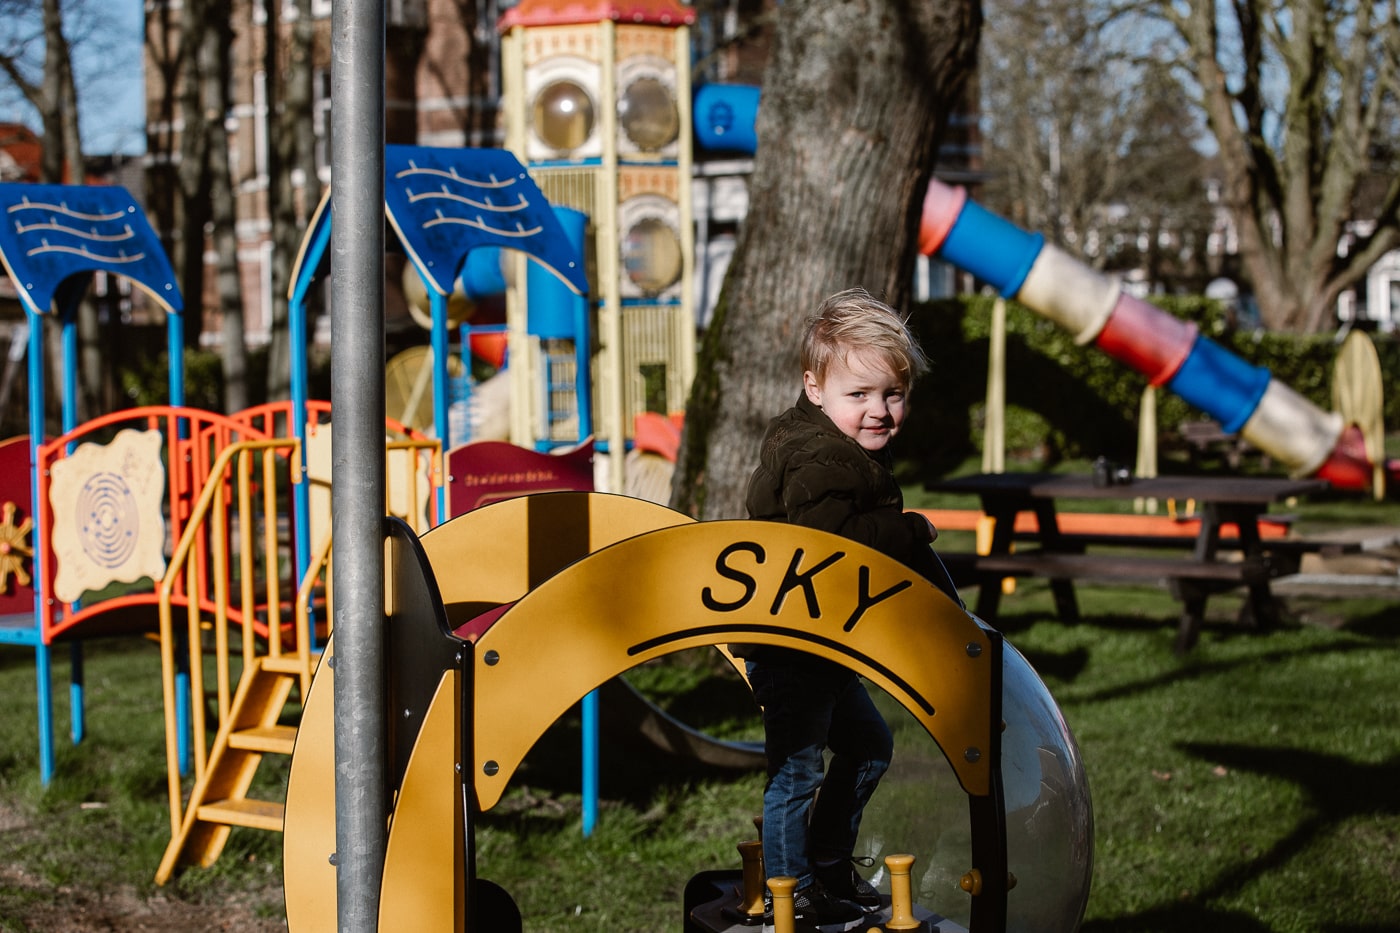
[
  {"xmin": 431, "ymin": 290, "xmax": 450, "ymax": 519},
  {"xmin": 168, "ymin": 312, "xmax": 185, "ymax": 407},
  {"xmin": 25, "ymin": 312, "xmax": 53, "ymax": 784},
  {"xmin": 288, "ymin": 284, "xmax": 314, "ymax": 648},
  {"xmin": 573, "ymin": 290, "xmax": 593, "ymax": 440},
  {"xmin": 69, "ymin": 645, "xmax": 83, "ymax": 744},
  {"xmin": 58, "ymin": 302, "xmax": 85, "ymax": 748},
  {"xmin": 582, "ymin": 689, "xmax": 599, "ymax": 836}
]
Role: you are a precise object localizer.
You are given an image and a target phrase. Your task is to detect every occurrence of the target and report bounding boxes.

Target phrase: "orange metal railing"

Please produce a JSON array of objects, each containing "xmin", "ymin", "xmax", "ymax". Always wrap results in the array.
[{"xmin": 156, "ymin": 435, "xmax": 442, "ymax": 839}]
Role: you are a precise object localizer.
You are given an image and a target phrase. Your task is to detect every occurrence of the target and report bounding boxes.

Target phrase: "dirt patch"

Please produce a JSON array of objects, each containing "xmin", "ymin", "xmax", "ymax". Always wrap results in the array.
[{"xmin": 0, "ymin": 864, "xmax": 287, "ymax": 932}]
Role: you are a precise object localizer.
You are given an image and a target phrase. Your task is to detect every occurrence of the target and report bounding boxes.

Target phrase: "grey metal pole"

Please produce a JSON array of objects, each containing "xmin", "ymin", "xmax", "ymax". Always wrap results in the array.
[{"xmin": 330, "ymin": 0, "xmax": 388, "ymax": 929}]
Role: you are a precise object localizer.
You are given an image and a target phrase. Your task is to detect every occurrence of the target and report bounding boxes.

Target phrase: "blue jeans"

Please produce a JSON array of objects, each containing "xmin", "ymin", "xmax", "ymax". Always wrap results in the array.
[{"xmin": 747, "ymin": 653, "xmax": 893, "ymax": 888}]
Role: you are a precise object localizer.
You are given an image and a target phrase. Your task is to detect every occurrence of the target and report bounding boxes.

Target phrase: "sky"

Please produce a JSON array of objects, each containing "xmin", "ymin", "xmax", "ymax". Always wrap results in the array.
[{"xmin": 0, "ymin": 1, "xmax": 146, "ymax": 157}]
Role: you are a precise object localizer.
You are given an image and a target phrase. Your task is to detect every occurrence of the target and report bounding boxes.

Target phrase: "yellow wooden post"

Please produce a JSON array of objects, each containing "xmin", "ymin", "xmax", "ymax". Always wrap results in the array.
[{"xmin": 982, "ymin": 296, "xmax": 1007, "ymax": 474}]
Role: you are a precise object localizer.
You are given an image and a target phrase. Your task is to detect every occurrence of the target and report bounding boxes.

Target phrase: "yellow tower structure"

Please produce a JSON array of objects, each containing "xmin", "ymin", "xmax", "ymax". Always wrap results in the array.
[{"xmin": 499, "ymin": 0, "xmax": 696, "ymax": 491}]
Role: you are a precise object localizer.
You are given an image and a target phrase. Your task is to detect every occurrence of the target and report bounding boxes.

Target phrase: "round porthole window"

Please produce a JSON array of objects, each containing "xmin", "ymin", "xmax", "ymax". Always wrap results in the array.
[
  {"xmin": 533, "ymin": 80, "xmax": 596, "ymax": 152},
  {"xmin": 622, "ymin": 216, "xmax": 683, "ymax": 295},
  {"xmin": 619, "ymin": 76, "xmax": 679, "ymax": 152}
]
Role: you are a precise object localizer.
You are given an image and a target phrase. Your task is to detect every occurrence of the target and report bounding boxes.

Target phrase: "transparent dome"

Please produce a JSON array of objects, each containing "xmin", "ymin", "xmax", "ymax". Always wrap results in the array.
[
  {"xmin": 532, "ymin": 80, "xmax": 595, "ymax": 152},
  {"xmin": 857, "ymin": 638, "xmax": 1093, "ymax": 932},
  {"xmin": 999, "ymin": 639, "xmax": 1094, "ymax": 930}
]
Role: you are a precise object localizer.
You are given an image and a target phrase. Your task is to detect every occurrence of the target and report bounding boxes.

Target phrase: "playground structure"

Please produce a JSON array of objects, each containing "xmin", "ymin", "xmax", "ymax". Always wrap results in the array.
[
  {"xmin": 0, "ymin": 182, "xmax": 188, "ymax": 784},
  {"xmin": 152, "ymin": 426, "xmax": 439, "ymax": 884},
  {"xmin": 291, "ymin": 144, "xmax": 590, "ymax": 454},
  {"xmin": 0, "ymin": 140, "xmax": 723, "ymax": 890},
  {"xmin": 0, "ymin": 157, "xmax": 602, "ymax": 855},
  {"xmin": 263, "ymin": 55, "xmax": 1388, "ymax": 927},
  {"xmin": 285, "ymin": 9, "xmax": 1390, "ymax": 932},
  {"xmin": 497, "ymin": 0, "xmax": 698, "ymax": 492},
  {"xmin": 279, "ymin": 492, "xmax": 1094, "ymax": 932},
  {"xmin": 0, "ymin": 150, "xmax": 716, "ymax": 875},
  {"xmin": 0, "ymin": 178, "xmax": 447, "ymax": 790},
  {"xmin": 0, "ymin": 115, "xmax": 1380, "ymax": 933}
]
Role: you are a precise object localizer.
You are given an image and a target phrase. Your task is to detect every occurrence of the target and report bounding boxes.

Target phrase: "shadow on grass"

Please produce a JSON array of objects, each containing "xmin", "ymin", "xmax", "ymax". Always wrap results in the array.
[
  {"xmin": 992, "ymin": 607, "xmax": 1181, "ymax": 686},
  {"xmin": 1081, "ymin": 904, "xmax": 1276, "ymax": 932},
  {"xmin": 985, "ymin": 604, "xmax": 1175, "ymax": 638},
  {"xmin": 479, "ymin": 690, "xmax": 763, "ymax": 836},
  {"xmin": 1178, "ymin": 742, "xmax": 1400, "ymax": 888},
  {"xmin": 991, "ymin": 599, "xmax": 1399, "ymax": 708},
  {"xmin": 1084, "ymin": 745, "xmax": 1400, "ymax": 933},
  {"xmin": 1084, "ymin": 634, "xmax": 1391, "ymax": 701},
  {"xmin": 643, "ymin": 670, "xmax": 761, "ymax": 740},
  {"xmin": 1009, "ymin": 642, "xmax": 1092, "ymax": 682},
  {"xmin": 1343, "ymin": 605, "xmax": 1400, "ymax": 638}
]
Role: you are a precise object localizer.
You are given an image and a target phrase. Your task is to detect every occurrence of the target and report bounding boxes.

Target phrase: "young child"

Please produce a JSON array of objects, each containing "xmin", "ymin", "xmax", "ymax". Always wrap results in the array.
[{"xmin": 742, "ymin": 287, "xmax": 945, "ymax": 928}]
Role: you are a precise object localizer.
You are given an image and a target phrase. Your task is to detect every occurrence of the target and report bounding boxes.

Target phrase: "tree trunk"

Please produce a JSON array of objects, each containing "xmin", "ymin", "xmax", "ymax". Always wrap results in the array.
[
  {"xmin": 38, "ymin": 0, "xmax": 65, "ymax": 183},
  {"xmin": 203, "ymin": 0, "xmax": 247, "ymax": 413},
  {"xmin": 265, "ymin": 0, "xmax": 321, "ymax": 403},
  {"xmin": 144, "ymin": 0, "xmax": 182, "ymax": 320},
  {"xmin": 672, "ymin": 0, "xmax": 980, "ymax": 520},
  {"xmin": 32, "ymin": 0, "xmax": 108, "ymax": 421},
  {"xmin": 176, "ymin": 0, "xmax": 212, "ymax": 351}
]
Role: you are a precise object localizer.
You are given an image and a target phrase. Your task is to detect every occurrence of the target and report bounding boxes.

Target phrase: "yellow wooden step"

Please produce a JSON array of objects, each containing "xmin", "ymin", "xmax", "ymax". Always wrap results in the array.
[
  {"xmin": 262, "ymin": 655, "xmax": 321, "ymax": 676},
  {"xmin": 196, "ymin": 798, "xmax": 285, "ymax": 832},
  {"xmin": 227, "ymin": 724, "xmax": 298, "ymax": 755}
]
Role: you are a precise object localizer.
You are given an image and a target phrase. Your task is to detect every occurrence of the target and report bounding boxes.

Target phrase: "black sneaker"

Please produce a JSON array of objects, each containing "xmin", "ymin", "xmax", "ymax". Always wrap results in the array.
[
  {"xmin": 764, "ymin": 879, "xmax": 865, "ymax": 930},
  {"xmin": 815, "ymin": 857, "xmax": 881, "ymax": 911}
]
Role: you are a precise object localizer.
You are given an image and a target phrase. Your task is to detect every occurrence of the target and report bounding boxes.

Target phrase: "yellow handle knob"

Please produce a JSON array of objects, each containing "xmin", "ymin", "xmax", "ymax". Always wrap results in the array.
[
  {"xmin": 884, "ymin": 854, "xmax": 921, "ymax": 931},
  {"xmin": 959, "ymin": 868, "xmax": 982, "ymax": 895},
  {"xmin": 737, "ymin": 840, "xmax": 765, "ymax": 919},
  {"xmin": 768, "ymin": 876, "xmax": 798, "ymax": 933}
]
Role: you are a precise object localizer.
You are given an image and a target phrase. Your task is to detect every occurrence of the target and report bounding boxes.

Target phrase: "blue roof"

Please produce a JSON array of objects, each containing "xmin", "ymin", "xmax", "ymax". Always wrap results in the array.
[
  {"xmin": 0, "ymin": 183, "xmax": 182, "ymax": 316},
  {"xmin": 290, "ymin": 146, "xmax": 589, "ymax": 302}
]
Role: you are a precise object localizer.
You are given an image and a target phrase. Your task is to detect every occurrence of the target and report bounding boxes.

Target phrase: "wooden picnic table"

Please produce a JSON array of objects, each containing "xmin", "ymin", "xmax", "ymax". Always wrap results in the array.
[{"xmin": 927, "ymin": 472, "xmax": 1332, "ymax": 652}]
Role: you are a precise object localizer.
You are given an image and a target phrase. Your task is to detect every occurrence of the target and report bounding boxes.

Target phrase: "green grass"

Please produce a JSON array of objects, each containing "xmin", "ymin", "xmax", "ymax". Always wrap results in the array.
[
  {"xmin": 0, "ymin": 639, "xmax": 287, "ymax": 930},
  {"xmin": 1, "ymin": 541, "xmax": 1397, "ymax": 931},
  {"xmin": 998, "ymin": 588, "xmax": 1400, "ymax": 932}
]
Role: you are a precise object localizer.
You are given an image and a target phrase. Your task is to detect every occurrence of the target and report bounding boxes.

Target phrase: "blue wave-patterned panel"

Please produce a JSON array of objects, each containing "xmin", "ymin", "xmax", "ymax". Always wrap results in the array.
[
  {"xmin": 383, "ymin": 145, "xmax": 588, "ymax": 297},
  {"xmin": 0, "ymin": 183, "xmax": 181, "ymax": 316}
]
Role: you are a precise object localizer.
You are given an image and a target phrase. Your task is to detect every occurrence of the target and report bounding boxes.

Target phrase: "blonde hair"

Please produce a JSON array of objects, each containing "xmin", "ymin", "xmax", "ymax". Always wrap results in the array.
[{"xmin": 801, "ymin": 288, "xmax": 929, "ymax": 388}]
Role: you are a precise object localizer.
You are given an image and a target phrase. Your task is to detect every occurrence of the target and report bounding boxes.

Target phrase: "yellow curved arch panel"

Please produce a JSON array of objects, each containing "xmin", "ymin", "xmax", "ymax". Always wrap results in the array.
[
  {"xmin": 473, "ymin": 519, "xmax": 994, "ymax": 808},
  {"xmin": 419, "ymin": 491, "xmax": 694, "ymax": 627},
  {"xmin": 378, "ymin": 670, "xmax": 464, "ymax": 932},
  {"xmin": 282, "ymin": 646, "xmax": 338, "ymax": 933},
  {"xmin": 286, "ymin": 493, "xmax": 697, "ymax": 930}
]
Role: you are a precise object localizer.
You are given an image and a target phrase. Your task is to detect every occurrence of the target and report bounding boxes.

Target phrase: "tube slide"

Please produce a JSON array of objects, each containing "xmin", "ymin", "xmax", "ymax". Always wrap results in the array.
[{"xmin": 918, "ymin": 179, "xmax": 1375, "ymax": 492}]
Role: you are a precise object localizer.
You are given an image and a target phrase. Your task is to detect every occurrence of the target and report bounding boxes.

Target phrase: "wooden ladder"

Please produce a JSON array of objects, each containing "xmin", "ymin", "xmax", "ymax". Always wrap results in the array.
[{"xmin": 155, "ymin": 655, "xmax": 307, "ymax": 884}]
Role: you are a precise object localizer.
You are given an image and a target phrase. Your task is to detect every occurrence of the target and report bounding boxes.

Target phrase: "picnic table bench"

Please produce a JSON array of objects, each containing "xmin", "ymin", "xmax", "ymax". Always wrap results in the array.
[
  {"xmin": 926, "ymin": 472, "xmax": 1334, "ymax": 652},
  {"xmin": 938, "ymin": 549, "xmax": 1282, "ymax": 653},
  {"xmin": 1006, "ymin": 528, "xmax": 1363, "ymax": 573}
]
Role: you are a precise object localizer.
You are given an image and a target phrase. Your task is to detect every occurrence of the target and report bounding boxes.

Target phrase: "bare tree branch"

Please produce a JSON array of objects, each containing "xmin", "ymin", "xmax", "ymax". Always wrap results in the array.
[{"xmin": 1137, "ymin": 0, "xmax": 1400, "ymax": 331}]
